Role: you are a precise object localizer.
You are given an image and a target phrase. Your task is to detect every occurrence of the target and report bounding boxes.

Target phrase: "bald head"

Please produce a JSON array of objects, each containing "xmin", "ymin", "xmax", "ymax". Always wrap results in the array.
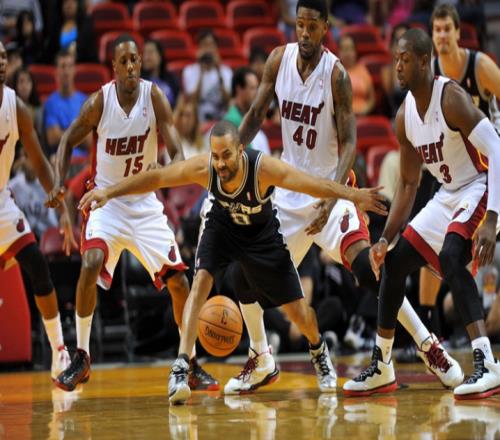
[{"xmin": 400, "ymin": 28, "xmax": 433, "ymax": 61}]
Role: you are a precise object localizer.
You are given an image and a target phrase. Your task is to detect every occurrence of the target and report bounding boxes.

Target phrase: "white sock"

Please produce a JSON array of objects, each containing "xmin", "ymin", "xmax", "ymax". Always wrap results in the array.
[
  {"xmin": 240, "ymin": 302, "xmax": 269, "ymax": 354},
  {"xmin": 376, "ymin": 334, "xmax": 394, "ymax": 363},
  {"xmin": 471, "ymin": 336, "xmax": 494, "ymax": 362},
  {"xmin": 178, "ymin": 328, "xmax": 196, "ymax": 360},
  {"xmin": 397, "ymin": 297, "xmax": 431, "ymax": 348},
  {"xmin": 42, "ymin": 313, "xmax": 64, "ymax": 352},
  {"xmin": 76, "ymin": 313, "xmax": 93, "ymax": 355}
]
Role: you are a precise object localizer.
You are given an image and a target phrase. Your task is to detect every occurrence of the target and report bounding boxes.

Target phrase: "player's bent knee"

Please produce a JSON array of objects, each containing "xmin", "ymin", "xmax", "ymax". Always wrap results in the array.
[
  {"xmin": 167, "ymin": 270, "xmax": 189, "ymax": 290},
  {"xmin": 81, "ymin": 249, "xmax": 105, "ymax": 276},
  {"xmin": 16, "ymin": 243, "xmax": 54, "ymax": 296}
]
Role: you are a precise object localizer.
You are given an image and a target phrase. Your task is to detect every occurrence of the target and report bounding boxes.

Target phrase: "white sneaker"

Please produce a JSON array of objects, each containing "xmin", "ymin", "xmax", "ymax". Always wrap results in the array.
[
  {"xmin": 343, "ymin": 346, "xmax": 397, "ymax": 397},
  {"xmin": 51, "ymin": 346, "xmax": 70, "ymax": 382},
  {"xmin": 454, "ymin": 349, "xmax": 500, "ymax": 400},
  {"xmin": 417, "ymin": 333, "xmax": 464, "ymax": 388},
  {"xmin": 224, "ymin": 347, "xmax": 279, "ymax": 395},
  {"xmin": 343, "ymin": 315, "xmax": 366, "ymax": 350},
  {"xmin": 310, "ymin": 341, "xmax": 337, "ymax": 392}
]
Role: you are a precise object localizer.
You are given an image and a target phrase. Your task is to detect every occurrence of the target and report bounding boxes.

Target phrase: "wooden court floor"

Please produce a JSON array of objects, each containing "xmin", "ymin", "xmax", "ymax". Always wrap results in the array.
[{"xmin": 1, "ymin": 350, "xmax": 499, "ymax": 440}]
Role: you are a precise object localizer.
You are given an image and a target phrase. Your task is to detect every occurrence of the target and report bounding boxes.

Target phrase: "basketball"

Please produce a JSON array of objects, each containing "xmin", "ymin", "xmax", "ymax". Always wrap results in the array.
[{"xmin": 198, "ymin": 295, "xmax": 243, "ymax": 357}]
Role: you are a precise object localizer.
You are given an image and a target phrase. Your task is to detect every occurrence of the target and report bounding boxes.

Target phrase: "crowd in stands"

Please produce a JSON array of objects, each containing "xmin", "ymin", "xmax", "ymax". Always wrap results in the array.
[{"xmin": 1, "ymin": 0, "xmax": 498, "ymax": 362}]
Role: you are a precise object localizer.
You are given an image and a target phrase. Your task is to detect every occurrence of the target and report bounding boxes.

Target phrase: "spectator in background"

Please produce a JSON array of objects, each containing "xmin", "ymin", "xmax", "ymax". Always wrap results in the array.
[
  {"xmin": 44, "ymin": 49, "xmax": 89, "ymax": 157},
  {"xmin": 249, "ymin": 47, "xmax": 268, "ymax": 82},
  {"xmin": 171, "ymin": 96, "xmax": 207, "ymax": 160},
  {"xmin": 5, "ymin": 41, "xmax": 23, "ymax": 86},
  {"xmin": 182, "ymin": 29, "xmax": 232, "ymax": 123},
  {"xmin": 224, "ymin": 67, "xmax": 270, "ymax": 155},
  {"xmin": 14, "ymin": 10, "xmax": 42, "ymax": 65},
  {"xmin": 13, "ymin": 66, "xmax": 42, "ymax": 135},
  {"xmin": 0, "ymin": 0, "xmax": 43, "ymax": 39},
  {"xmin": 142, "ymin": 39, "xmax": 179, "ymax": 108},
  {"xmin": 328, "ymin": 0, "xmax": 368, "ymax": 25},
  {"xmin": 338, "ymin": 35, "xmax": 375, "ymax": 115},
  {"xmin": 44, "ymin": 0, "xmax": 97, "ymax": 64},
  {"xmin": 278, "ymin": 0, "xmax": 297, "ymax": 41}
]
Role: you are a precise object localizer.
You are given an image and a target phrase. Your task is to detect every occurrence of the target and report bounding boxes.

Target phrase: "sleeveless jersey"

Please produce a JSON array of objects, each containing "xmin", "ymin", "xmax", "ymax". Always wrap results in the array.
[
  {"xmin": 95, "ymin": 80, "xmax": 157, "ymax": 202},
  {"xmin": 0, "ymin": 86, "xmax": 19, "ymax": 192},
  {"xmin": 404, "ymin": 76, "xmax": 487, "ymax": 190},
  {"xmin": 206, "ymin": 149, "xmax": 277, "ymax": 240},
  {"xmin": 433, "ymin": 50, "xmax": 500, "ymax": 130}
]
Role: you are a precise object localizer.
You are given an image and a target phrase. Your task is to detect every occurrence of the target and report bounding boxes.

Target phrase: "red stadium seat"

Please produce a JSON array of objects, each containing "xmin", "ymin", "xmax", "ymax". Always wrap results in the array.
[
  {"xmin": 40, "ymin": 226, "xmax": 81, "ymax": 259},
  {"xmin": 341, "ymin": 24, "xmax": 387, "ymax": 57},
  {"xmin": 361, "ymin": 53, "xmax": 392, "ymax": 114},
  {"xmin": 356, "ymin": 115, "xmax": 398, "ymax": 155},
  {"xmin": 150, "ymin": 30, "xmax": 195, "ymax": 62},
  {"xmin": 167, "ymin": 184, "xmax": 205, "ymax": 218},
  {"xmin": 99, "ymin": 31, "xmax": 144, "ymax": 66},
  {"xmin": 227, "ymin": 0, "xmax": 275, "ymax": 33},
  {"xmin": 90, "ymin": 3, "xmax": 132, "ymax": 39},
  {"xmin": 224, "ymin": 57, "xmax": 249, "ymax": 70},
  {"xmin": 28, "ymin": 64, "xmax": 57, "ymax": 101},
  {"xmin": 179, "ymin": 1, "xmax": 226, "ymax": 33},
  {"xmin": 459, "ymin": 22, "xmax": 480, "ymax": 50},
  {"xmin": 366, "ymin": 144, "xmax": 398, "ymax": 185},
  {"xmin": 243, "ymin": 27, "xmax": 286, "ymax": 58},
  {"xmin": 262, "ymin": 121, "xmax": 283, "ymax": 152},
  {"xmin": 75, "ymin": 63, "xmax": 111, "ymax": 95},
  {"xmin": 213, "ymin": 29, "xmax": 244, "ymax": 58},
  {"xmin": 132, "ymin": 2, "xmax": 179, "ymax": 36}
]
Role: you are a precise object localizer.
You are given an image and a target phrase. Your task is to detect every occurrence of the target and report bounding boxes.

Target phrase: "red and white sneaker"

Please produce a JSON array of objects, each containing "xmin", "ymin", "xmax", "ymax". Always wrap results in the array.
[
  {"xmin": 51, "ymin": 345, "xmax": 70, "ymax": 382},
  {"xmin": 343, "ymin": 346, "xmax": 398, "ymax": 397},
  {"xmin": 224, "ymin": 347, "xmax": 279, "ymax": 395},
  {"xmin": 417, "ymin": 333, "xmax": 464, "ymax": 388},
  {"xmin": 454, "ymin": 349, "xmax": 500, "ymax": 400}
]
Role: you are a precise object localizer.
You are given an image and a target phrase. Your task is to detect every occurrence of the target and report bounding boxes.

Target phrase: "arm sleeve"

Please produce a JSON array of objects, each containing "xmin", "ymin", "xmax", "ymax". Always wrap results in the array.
[{"xmin": 468, "ymin": 117, "xmax": 500, "ymax": 214}]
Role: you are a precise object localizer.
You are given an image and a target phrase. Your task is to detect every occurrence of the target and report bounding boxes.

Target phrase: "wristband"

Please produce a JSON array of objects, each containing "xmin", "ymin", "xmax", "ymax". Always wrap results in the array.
[{"xmin": 379, "ymin": 237, "xmax": 388, "ymax": 245}]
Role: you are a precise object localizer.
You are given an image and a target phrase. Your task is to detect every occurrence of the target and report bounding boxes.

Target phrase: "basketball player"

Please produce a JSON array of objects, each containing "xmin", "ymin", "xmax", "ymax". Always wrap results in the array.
[
  {"xmin": 45, "ymin": 35, "xmax": 217, "ymax": 392},
  {"xmin": 225, "ymin": 0, "xmax": 463, "ymax": 395},
  {"xmin": 78, "ymin": 120, "xmax": 388, "ymax": 404},
  {"xmin": 0, "ymin": 41, "xmax": 74, "ymax": 381},
  {"xmin": 344, "ymin": 29, "xmax": 500, "ymax": 400}
]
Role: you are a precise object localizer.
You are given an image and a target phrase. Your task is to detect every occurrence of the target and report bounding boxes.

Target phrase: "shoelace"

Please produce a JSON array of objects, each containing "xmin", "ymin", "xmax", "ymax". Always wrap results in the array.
[
  {"xmin": 312, "ymin": 351, "xmax": 332, "ymax": 377},
  {"xmin": 236, "ymin": 349, "xmax": 259, "ymax": 381},
  {"xmin": 354, "ymin": 359, "xmax": 381, "ymax": 382},
  {"xmin": 464, "ymin": 350, "xmax": 488, "ymax": 384},
  {"xmin": 424, "ymin": 340, "xmax": 451, "ymax": 373},
  {"xmin": 172, "ymin": 362, "xmax": 189, "ymax": 383}
]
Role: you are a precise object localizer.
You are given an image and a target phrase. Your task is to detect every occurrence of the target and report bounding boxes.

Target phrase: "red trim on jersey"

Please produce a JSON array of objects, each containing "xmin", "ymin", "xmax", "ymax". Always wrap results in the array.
[
  {"xmin": 153, "ymin": 262, "xmax": 189, "ymax": 291},
  {"xmin": 0, "ymin": 233, "xmax": 36, "ymax": 268},
  {"xmin": 447, "ymin": 190, "xmax": 487, "ymax": 239},
  {"xmin": 340, "ymin": 207, "xmax": 370, "ymax": 270},
  {"xmin": 402, "ymin": 226, "xmax": 443, "ymax": 276},
  {"xmin": 461, "ymin": 132, "xmax": 489, "ymax": 173}
]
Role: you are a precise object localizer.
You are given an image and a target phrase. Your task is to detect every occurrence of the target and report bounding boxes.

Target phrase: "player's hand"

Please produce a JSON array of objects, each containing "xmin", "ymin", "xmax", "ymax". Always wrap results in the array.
[
  {"xmin": 59, "ymin": 207, "xmax": 77, "ymax": 256},
  {"xmin": 474, "ymin": 216, "xmax": 497, "ymax": 267},
  {"xmin": 45, "ymin": 185, "xmax": 65, "ymax": 208},
  {"xmin": 78, "ymin": 189, "xmax": 109, "ymax": 212},
  {"xmin": 352, "ymin": 187, "xmax": 388, "ymax": 216},
  {"xmin": 305, "ymin": 199, "xmax": 337, "ymax": 235},
  {"xmin": 369, "ymin": 239, "xmax": 388, "ymax": 281}
]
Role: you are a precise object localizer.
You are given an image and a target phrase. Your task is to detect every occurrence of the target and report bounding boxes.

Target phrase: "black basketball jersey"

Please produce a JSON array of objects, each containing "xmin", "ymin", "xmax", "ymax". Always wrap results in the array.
[
  {"xmin": 206, "ymin": 149, "xmax": 277, "ymax": 238},
  {"xmin": 433, "ymin": 49, "xmax": 490, "ymax": 117}
]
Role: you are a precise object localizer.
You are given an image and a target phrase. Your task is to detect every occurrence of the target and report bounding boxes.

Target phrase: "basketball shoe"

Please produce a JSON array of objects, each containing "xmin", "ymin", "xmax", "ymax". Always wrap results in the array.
[
  {"xmin": 188, "ymin": 358, "xmax": 219, "ymax": 391},
  {"xmin": 454, "ymin": 349, "xmax": 500, "ymax": 400},
  {"xmin": 310, "ymin": 339, "xmax": 337, "ymax": 392},
  {"xmin": 169, "ymin": 356, "xmax": 191, "ymax": 404},
  {"xmin": 55, "ymin": 349, "xmax": 90, "ymax": 392},
  {"xmin": 343, "ymin": 346, "xmax": 397, "ymax": 397},
  {"xmin": 417, "ymin": 333, "xmax": 464, "ymax": 388},
  {"xmin": 51, "ymin": 345, "xmax": 70, "ymax": 382},
  {"xmin": 224, "ymin": 347, "xmax": 279, "ymax": 395}
]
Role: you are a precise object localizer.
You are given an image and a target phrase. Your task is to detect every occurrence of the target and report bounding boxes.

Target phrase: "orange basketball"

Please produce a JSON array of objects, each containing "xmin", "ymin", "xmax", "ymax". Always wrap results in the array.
[{"xmin": 198, "ymin": 295, "xmax": 243, "ymax": 357}]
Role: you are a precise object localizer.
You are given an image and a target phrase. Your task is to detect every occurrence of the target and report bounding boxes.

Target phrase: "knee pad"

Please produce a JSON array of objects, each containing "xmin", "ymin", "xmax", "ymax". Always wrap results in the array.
[{"xmin": 16, "ymin": 243, "xmax": 54, "ymax": 296}]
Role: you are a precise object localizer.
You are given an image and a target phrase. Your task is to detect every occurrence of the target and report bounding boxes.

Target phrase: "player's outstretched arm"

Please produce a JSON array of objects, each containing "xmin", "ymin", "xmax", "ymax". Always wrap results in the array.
[
  {"xmin": 238, "ymin": 46, "xmax": 285, "ymax": 146},
  {"xmin": 79, "ymin": 154, "xmax": 210, "ymax": 211},
  {"xmin": 151, "ymin": 83, "xmax": 184, "ymax": 163},
  {"xmin": 477, "ymin": 52, "xmax": 500, "ymax": 101},
  {"xmin": 46, "ymin": 90, "xmax": 103, "ymax": 208},
  {"xmin": 258, "ymin": 154, "xmax": 387, "ymax": 215}
]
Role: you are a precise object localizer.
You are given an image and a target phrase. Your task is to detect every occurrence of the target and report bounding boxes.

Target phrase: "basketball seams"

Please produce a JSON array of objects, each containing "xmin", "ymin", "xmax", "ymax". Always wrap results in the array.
[{"xmin": 198, "ymin": 318, "xmax": 242, "ymax": 336}]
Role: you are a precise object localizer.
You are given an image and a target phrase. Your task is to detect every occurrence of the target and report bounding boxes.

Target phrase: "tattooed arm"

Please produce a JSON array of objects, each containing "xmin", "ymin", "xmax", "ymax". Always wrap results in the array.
[{"xmin": 238, "ymin": 46, "xmax": 285, "ymax": 146}]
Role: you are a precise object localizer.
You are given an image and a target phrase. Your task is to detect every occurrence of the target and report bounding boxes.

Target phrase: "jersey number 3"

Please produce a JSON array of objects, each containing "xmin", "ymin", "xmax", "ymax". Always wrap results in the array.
[
  {"xmin": 124, "ymin": 155, "xmax": 144, "ymax": 177},
  {"xmin": 439, "ymin": 164, "xmax": 452, "ymax": 183},
  {"xmin": 293, "ymin": 126, "xmax": 317, "ymax": 150}
]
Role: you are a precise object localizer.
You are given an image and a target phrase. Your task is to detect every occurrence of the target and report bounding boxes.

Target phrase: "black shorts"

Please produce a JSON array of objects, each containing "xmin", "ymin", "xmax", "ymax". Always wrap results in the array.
[{"xmin": 196, "ymin": 220, "xmax": 304, "ymax": 309}]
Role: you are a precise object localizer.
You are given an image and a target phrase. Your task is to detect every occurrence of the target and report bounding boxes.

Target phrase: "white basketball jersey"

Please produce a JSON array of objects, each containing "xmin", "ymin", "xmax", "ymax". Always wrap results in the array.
[
  {"xmin": 0, "ymin": 86, "xmax": 19, "ymax": 192},
  {"xmin": 276, "ymin": 43, "xmax": 339, "ymax": 179},
  {"xmin": 404, "ymin": 76, "xmax": 487, "ymax": 190},
  {"xmin": 95, "ymin": 80, "xmax": 157, "ymax": 202}
]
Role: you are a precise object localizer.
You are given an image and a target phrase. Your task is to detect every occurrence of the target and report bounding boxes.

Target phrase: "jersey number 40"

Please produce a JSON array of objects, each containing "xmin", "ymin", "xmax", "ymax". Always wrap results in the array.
[{"xmin": 293, "ymin": 126, "xmax": 317, "ymax": 150}]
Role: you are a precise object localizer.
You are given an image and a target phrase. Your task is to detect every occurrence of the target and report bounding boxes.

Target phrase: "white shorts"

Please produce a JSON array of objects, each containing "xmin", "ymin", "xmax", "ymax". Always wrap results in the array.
[
  {"xmin": 274, "ymin": 186, "xmax": 370, "ymax": 268},
  {"xmin": 402, "ymin": 175, "xmax": 498, "ymax": 276},
  {"xmin": 81, "ymin": 193, "xmax": 186, "ymax": 290},
  {"xmin": 0, "ymin": 189, "xmax": 36, "ymax": 268}
]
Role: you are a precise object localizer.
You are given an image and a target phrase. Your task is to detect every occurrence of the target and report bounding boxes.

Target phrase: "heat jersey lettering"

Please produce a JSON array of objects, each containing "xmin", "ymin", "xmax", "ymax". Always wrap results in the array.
[
  {"xmin": 105, "ymin": 128, "xmax": 150, "ymax": 156},
  {"xmin": 415, "ymin": 133, "xmax": 444, "ymax": 164},
  {"xmin": 281, "ymin": 100, "xmax": 325, "ymax": 126}
]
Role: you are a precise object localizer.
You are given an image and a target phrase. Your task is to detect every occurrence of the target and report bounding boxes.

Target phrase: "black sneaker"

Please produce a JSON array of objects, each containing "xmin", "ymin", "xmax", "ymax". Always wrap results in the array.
[
  {"xmin": 55, "ymin": 349, "xmax": 91, "ymax": 392},
  {"xmin": 188, "ymin": 358, "xmax": 220, "ymax": 391},
  {"xmin": 168, "ymin": 357, "xmax": 191, "ymax": 405}
]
